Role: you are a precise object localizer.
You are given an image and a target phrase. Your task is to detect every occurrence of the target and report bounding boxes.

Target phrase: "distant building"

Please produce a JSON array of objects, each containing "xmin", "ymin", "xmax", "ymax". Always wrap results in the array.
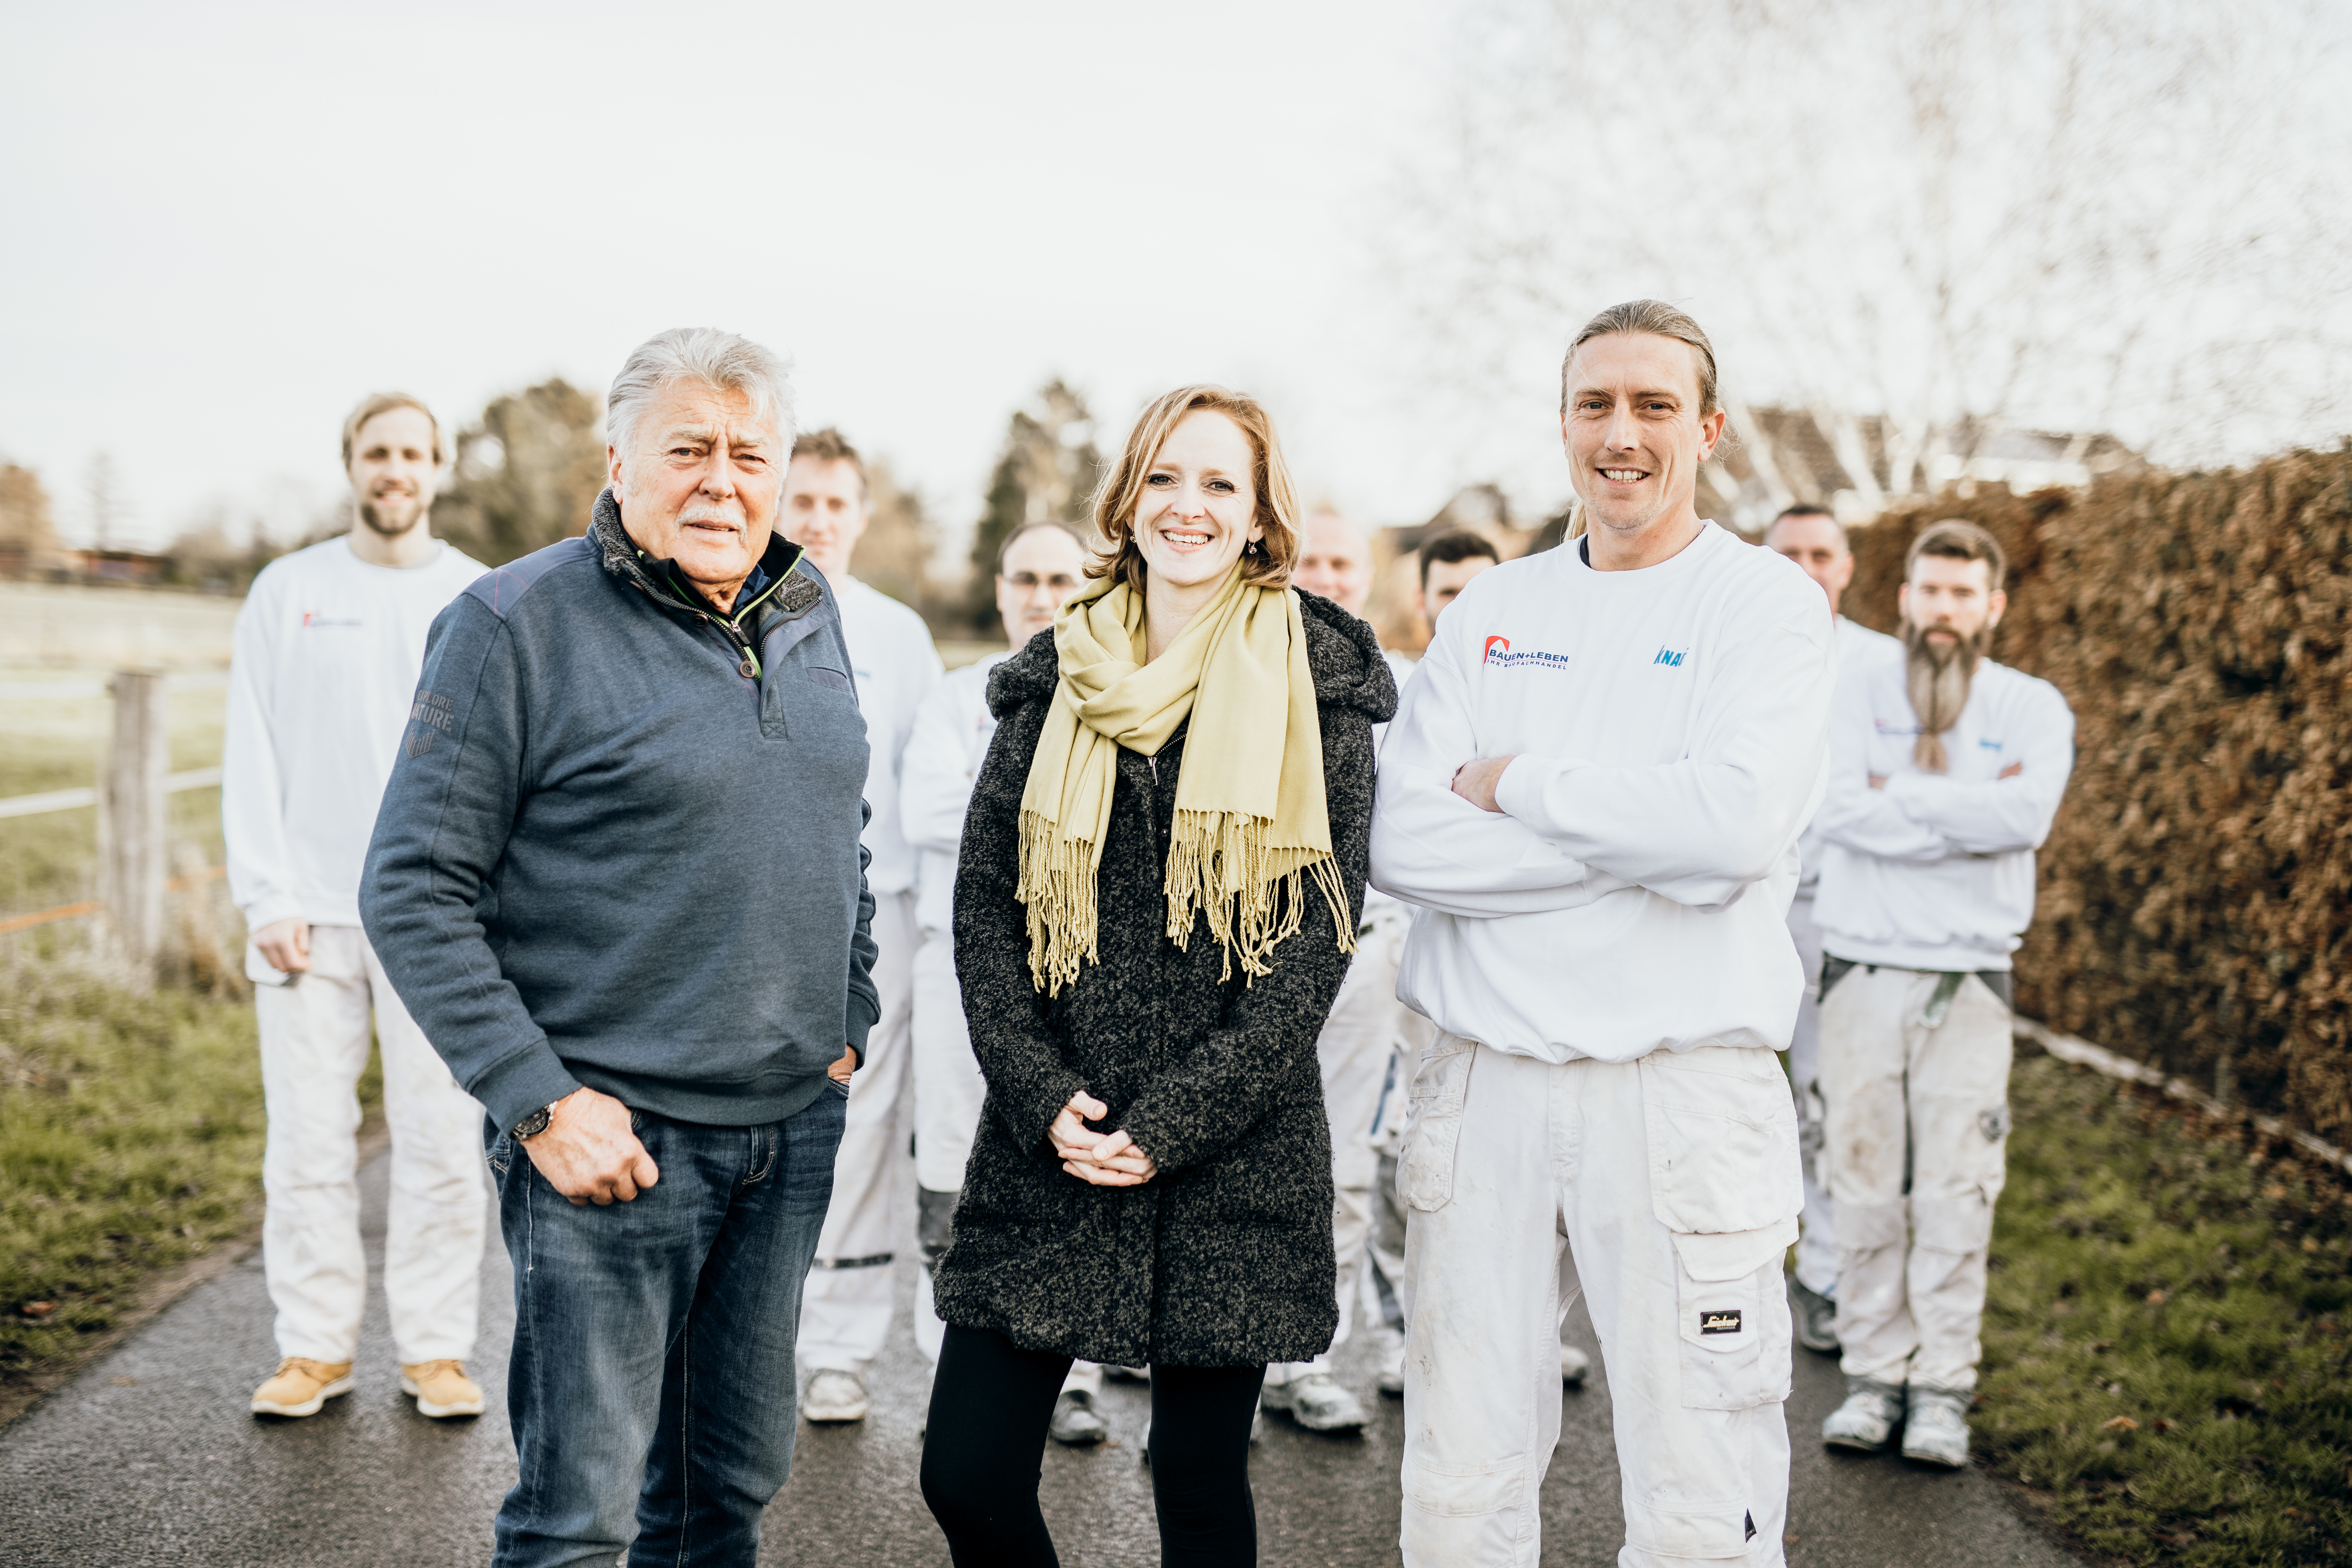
[{"xmin": 65, "ymin": 548, "xmax": 170, "ymax": 585}]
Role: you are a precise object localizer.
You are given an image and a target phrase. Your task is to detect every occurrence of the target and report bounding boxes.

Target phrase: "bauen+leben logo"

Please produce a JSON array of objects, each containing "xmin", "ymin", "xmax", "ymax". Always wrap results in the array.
[{"xmin": 1481, "ymin": 635, "xmax": 1571, "ymax": 672}]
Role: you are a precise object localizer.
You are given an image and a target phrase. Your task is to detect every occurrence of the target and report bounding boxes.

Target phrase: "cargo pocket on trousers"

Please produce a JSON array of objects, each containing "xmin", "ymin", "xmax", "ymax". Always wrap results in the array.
[
  {"xmin": 1671, "ymin": 1235, "xmax": 1793, "ymax": 1412},
  {"xmin": 1399, "ymin": 1035, "xmax": 1477, "ymax": 1213},
  {"xmin": 1640, "ymin": 1045, "xmax": 1802, "ymax": 1237}
]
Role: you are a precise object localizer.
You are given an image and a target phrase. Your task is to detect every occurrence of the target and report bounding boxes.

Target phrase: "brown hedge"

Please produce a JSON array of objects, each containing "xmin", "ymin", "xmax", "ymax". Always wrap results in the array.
[{"xmin": 1843, "ymin": 444, "xmax": 2352, "ymax": 1144}]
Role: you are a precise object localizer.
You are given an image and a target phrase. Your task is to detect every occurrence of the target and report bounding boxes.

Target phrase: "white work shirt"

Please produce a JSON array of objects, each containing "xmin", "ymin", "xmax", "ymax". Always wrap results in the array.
[
  {"xmin": 1813, "ymin": 654, "xmax": 2074, "ymax": 973},
  {"xmin": 1370, "ymin": 523, "xmax": 1834, "ymax": 1062},
  {"xmin": 902, "ymin": 652, "xmax": 1006, "ymax": 937},
  {"xmin": 833, "ymin": 575, "xmax": 945, "ymax": 896},
  {"xmin": 222, "ymin": 536, "xmax": 485, "ymax": 930},
  {"xmin": 1794, "ymin": 615, "xmax": 1904, "ymax": 894}
]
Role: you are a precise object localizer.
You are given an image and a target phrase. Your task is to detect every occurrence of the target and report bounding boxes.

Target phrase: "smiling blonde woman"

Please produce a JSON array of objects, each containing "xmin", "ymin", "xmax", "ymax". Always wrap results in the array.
[{"xmin": 919, "ymin": 386, "xmax": 1396, "ymax": 1567}]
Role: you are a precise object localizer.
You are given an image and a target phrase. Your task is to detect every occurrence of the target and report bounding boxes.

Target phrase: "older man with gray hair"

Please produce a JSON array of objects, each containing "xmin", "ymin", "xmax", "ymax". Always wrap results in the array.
[{"xmin": 363, "ymin": 327, "xmax": 875, "ymax": 1566}]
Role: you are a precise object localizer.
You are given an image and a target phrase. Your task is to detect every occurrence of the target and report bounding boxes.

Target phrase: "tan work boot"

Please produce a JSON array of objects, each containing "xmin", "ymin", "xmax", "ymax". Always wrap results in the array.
[
  {"xmin": 251, "ymin": 1357, "xmax": 355, "ymax": 1418},
  {"xmin": 400, "ymin": 1359, "xmax": 486, "ymax": 1419}
]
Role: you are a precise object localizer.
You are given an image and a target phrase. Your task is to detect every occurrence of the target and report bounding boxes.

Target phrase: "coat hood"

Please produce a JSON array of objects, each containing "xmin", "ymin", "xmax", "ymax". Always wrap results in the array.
[{"xmin": 987, "ymin": 586, "xmax": 1398, "ymax": 726}]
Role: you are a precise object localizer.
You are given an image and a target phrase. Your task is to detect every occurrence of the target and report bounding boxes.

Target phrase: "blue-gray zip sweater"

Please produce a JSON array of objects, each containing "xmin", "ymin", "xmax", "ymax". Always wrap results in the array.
[{"xmin": 360, "ymin": 488, "xmax": 879, "ymax": 1136}]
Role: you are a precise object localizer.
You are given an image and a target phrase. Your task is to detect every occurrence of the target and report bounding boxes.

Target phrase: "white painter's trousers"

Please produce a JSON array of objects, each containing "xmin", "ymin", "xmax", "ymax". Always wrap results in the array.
[
  {"xmin": 1398, "ymin": 1038, "xmax": 1798, "ymax": 1568},
  {"xmin": 800, "ymin": 889, "xmax": 917, "ymax": 1377},
  {"xmin": 904, "ymin": 920, "xmax": 1096, "ymax": 1397},
  {"xmin": 254, "ymin": 924, "xmax": 486, "ymax": 1366},
  {"xmin": 1818, "ymin": 965, "xmax": 2012, "ymax": 1393},
  {"xmin": 1269, "ymin": 913, "xmax": 1406, "ymax": 1386},
  {"xmin": 1783, "ymin": 892, "xmax": 1838, "ymax": 1297},
  {"xmin": 911, "ymin": 927, "xmax": 987, "ymax": 1195}
]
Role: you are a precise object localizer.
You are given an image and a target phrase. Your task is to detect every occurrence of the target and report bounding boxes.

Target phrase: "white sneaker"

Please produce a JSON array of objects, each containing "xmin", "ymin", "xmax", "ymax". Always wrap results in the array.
[
  {"xmin": 1260, "ymin": 1369, "xmax": 1368, "ymax": 1433},
  {"xmin": 1901, "ymin": 1385, "xmax": 1972, "ymax": 1468},
  {"xmin": 1048, "ymin": 1388, "xmax": 1107, "ymax": 1446},
  {"xmin": 1559, "ymin": 1343, "xmax": 1591, "ymax": 1387},
  {"xmin": 800, "ymin": 1367, "xmax": 868, "ymax": 1423},
  {"xmin": 1822, "ymin": 1377, "xmax": 1905, "ymax": 1452}
]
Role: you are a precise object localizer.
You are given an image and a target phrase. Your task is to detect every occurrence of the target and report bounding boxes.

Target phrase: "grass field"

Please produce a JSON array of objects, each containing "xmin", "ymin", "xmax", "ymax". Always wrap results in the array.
[{"xmin": 1981, "ymin": 1049, "xmax": 2352, "ymax": 1564}]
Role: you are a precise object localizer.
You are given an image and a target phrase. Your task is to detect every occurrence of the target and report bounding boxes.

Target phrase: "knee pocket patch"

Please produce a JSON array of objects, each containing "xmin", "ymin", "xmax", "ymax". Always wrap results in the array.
[
  {"xmin": 1625, "ymin": 1492, "xmax": 1760, "ymax": 1561},
  {"xmin": 1402, "ymin": 1452, "xmax": 1525, "ymax": 1519}
]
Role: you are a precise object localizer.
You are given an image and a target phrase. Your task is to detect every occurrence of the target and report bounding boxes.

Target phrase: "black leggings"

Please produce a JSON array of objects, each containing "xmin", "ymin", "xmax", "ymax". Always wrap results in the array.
[{"xmin": 919, "ymin": 1324, "xmax": 1263, "ymax": 1567}]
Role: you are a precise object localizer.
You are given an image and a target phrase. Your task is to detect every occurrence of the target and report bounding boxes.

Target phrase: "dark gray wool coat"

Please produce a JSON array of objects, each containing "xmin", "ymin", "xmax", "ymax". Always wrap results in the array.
[{"xmin": 931, "ymin": 590, "xmax": 1396, "ymax": 1369}]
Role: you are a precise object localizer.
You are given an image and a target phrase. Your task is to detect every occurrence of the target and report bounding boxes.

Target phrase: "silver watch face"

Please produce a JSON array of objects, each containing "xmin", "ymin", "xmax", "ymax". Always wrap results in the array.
[{"xmin": 514, "ymin": 1106, "xmax": 553, "ymax": 1140}]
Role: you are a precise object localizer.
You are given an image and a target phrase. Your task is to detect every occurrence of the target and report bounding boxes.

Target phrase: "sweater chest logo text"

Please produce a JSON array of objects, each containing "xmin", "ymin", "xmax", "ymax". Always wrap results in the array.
[
  {"xmin": 300, "ymin": 611, "xmax": 363, "ymax": 630},
  {"xmin": 1480, "ymin": 635, "xmax": 1571, "ymax": 671}
]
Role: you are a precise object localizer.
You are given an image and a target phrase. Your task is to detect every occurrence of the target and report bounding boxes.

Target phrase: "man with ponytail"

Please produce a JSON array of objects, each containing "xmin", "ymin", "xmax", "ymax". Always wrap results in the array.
[
  {"xmin": 1809, "ymin": 519, "xmax": 2074, "ymax": 1468},
  {"xmin": 1373, "ymin": 300, "xmax": 1833, "ymax": 1565}
]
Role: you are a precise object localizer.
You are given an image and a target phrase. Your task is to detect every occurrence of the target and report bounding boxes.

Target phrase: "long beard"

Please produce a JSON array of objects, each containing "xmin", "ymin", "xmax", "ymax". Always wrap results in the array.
[
  {"xmin": 359, "ymin": 495, "xmax": 425, "ymax": 538},
  {"xmin": 1903, "ymin": 620, "xmax": 1988, "ymax": 772}
]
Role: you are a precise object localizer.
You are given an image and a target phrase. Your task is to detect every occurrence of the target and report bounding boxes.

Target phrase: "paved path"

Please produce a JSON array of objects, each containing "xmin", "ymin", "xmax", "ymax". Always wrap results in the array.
[{"xmin": 0, "ymin": 1149, "xmax": 2080, "ymax": 1567}]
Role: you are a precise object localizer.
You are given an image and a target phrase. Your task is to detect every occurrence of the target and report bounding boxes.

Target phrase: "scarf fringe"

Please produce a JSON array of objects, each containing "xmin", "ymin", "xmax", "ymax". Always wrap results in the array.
[
  {"xmin": 1017, "ymin": 808, "xmax": 1101, "ymax": 996},
  {"xmin": 1163, "ymin": 808, "xmax": 1357, "ymax": 986}
]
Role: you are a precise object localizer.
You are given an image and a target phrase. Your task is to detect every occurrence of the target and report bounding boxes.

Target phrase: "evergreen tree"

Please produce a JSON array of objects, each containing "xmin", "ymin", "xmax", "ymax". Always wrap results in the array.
[{"xmin": 965, "ymin": 379, "xmax": 1101, "ymax": 632}]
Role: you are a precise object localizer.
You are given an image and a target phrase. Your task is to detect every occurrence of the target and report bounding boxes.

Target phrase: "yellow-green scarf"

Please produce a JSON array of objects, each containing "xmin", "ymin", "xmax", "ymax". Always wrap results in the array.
[{"xmin": 1016, "ymin": 567, "xmax": 1353, "ymax": 995}]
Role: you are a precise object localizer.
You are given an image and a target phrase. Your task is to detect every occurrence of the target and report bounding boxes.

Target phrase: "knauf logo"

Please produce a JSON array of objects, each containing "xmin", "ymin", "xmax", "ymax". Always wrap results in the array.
[
  {"xmin": 1652, "ymin": 646, "xmax": 1687, "ymax": 667},
  {"xmin": 1482, "ymin": 636, "xmax": 1571, "ymax": 671}
]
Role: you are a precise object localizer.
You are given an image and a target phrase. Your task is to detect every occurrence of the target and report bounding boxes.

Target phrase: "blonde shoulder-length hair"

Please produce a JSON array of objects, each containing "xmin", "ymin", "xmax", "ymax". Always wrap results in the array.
[{"xmin": 1087, "ymin": 385, "xmax": 1303, "ymax": 594}]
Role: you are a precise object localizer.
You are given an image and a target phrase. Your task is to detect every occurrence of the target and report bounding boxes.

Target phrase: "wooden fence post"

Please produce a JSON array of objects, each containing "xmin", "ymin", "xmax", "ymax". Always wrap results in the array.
[{"xmin": 98, "ymin": 667, "xmax": 168, "ymax": 973}]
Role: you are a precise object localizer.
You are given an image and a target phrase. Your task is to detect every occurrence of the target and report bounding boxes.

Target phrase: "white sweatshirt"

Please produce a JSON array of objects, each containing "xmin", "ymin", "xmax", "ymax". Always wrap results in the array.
[
  {"xmin": 834, "ymin": 575, "xmax": 945, "ymax": 897},
  {"xmin": 1794, "ymin": 615, "xmax": 1904, "ymax": 895},
  {"xmin": 902, "ymin": 653, "xmax": 1005, "ymax": 937},
  {"xmin": 1370, "ymin": 523, "xmax": 1834, "ymax": 1063},
  {"xmin": 222, "ymin": 536, "xmax": 485, "ymax": 930},
  {"xmin": 1812, "ymin": 653, "xmax": 2074, "ymax": 973}
]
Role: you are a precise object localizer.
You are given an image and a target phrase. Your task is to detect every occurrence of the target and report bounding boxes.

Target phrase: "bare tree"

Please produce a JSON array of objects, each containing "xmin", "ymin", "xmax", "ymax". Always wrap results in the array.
[
  {"xmin": 1395, "ymin": 0, "xmax": 2352, "ymax": 486},
  {"xmin": 83, "ymin": 451, "xmax": 130, "ymax": 552}
]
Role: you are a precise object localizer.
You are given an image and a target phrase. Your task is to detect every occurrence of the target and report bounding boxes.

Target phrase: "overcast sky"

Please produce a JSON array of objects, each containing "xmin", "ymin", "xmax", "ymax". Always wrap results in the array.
[{"xmin": 1, "ymin": 0, "xmax": 1575, "ymax": 553}]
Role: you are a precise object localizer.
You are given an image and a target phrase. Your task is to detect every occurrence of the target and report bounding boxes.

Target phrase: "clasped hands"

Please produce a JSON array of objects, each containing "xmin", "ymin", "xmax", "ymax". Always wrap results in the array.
[
  {"xmin": 524, "ymin": 1047, "xmax": 855, "ymax": 1208},
  {"xmin": 1049, "ymin": 1091, "xmax": 1158, "ymax": 1187}
]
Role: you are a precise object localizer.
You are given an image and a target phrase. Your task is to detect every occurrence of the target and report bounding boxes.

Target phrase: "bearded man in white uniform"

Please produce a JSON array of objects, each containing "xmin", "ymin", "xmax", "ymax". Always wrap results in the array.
[
  {"xmin": 225, "ymin": 393, "xmax": 490, "ymax": 1422},
  {"xmin": 1371, "ymin": 300, "xmax": 1833, "ymax": 1566},
  {"xmin": 899, "ymin": 521, "xmax": 1107, "ymax": 1444},
  {"xmin": 1811, "ymin": 519, "xmax": 2073, "ymax": 1468},
  {"xmin": 785, "ymin": 428, "xmax": 945, "ymax": 1423},
  {"xmin": 1764, "ymin": 505, "xmax": 1901, "ymax": 1356}
]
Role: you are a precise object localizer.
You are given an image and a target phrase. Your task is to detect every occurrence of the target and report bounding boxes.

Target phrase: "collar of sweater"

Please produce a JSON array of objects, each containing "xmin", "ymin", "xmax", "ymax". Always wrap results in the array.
[{"xmin": 587, "ymin": 487, "xmax": 816, "ymax": 628}]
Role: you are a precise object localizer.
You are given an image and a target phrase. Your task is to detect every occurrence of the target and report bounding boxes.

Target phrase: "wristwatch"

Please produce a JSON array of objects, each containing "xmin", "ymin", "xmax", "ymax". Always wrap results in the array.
[{"xmin": 513, "ymin": 1101, "xmax": 560, "ymax": 1141}]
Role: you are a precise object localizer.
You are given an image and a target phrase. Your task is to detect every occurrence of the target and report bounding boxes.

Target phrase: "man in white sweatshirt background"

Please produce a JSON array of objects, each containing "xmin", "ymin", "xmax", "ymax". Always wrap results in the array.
[
  {"xmin": 1371, "ymin": 299, "xmax": 1832, "ymax": 1567},
  {"xmin": 1264, "ymin": 507, "xmax": 1420, "ymax": 1435},
  {"xmin": 1810, "ymin": 519, "xmax": 2073, "ymax": 1469},
  {"xmin": 223, "ymin": 393, "xmax": 490, "ymax": 1422},
  {"xmin": 1765, "ymin": 504, "xmax": 1902, "ymax": 1356},
  {"xmin": 783, "ymin": 428, "xmax": 946, "ymax": 1424},
  {"xmin": 899, "ymin": 520, "xmax": 1105, "ymax": 1441}
]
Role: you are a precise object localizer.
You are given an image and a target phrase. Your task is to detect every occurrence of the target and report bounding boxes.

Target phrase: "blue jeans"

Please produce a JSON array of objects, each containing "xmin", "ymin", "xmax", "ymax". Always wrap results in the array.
[{"xmin": 488, "ymin": 1086, "xmax": 847, "ymax": 1568}]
